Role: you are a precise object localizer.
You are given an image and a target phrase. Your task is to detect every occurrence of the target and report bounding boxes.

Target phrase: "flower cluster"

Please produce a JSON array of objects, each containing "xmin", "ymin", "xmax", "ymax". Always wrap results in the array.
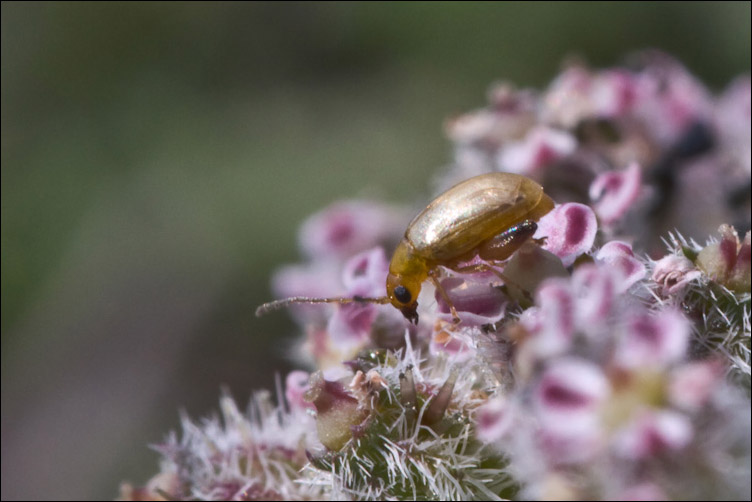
[
  {"xmin": 477, "ymin": 261, "xmax": 749, "ymax": 500},
  {"xmin": 444, "ymin": 51, "xmax": 750, "ymax": 250},
  {"xmin": 123, "ymin": 52, "xmax": 750, "ymax": 500}
]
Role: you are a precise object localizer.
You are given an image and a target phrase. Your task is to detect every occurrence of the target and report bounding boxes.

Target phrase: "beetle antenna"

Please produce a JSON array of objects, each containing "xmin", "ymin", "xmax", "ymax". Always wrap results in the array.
[{"xmin": 255, "ymin": 295, "xmax": 390, "ymax": 317}]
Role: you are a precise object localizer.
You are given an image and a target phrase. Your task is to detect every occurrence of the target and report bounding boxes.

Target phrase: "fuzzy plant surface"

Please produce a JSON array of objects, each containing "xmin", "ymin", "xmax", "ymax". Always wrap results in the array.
[{"xmin": 121, "ymin": 52, "xmax": 751, "ymax": 501}]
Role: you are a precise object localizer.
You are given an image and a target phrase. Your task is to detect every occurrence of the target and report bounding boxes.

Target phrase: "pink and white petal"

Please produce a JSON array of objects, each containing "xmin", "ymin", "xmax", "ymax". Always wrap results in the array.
[
  {"xmin": 285, "ymin": 371, "xmax": 313, "ymax": 411},
  {"xmin": 497, "ymin": 126, "xmax": 577, "ymax": 175},
  {"xmin": 535, "ymin": 358, "xmax": 610, "ymax": 417},
  {"xmin": 326, "ymin": 302, "xmax": 379, "ymax": 350},
  {"xmin": 535, "ymin": 203, "xmax": 598, "ymax": 267},
  {"xmin": 618, "ymin": 482, "xmax": 668, "ymax": 501},
  {"xmin": 668, "ymin": 359, "xmax": 724, "ymax": 411},
  {"xmin": 590, "ymin": 69, "xmax": 639, "ymax": 118},
  {"xmin": 651, "ymin": 254, "xmax": 702, "ymax": 296},
  {"xmin": 589, "ymin": 162, "xmax": 642, "ymax": 225},
  {"xmin": 434, "ymin": 277, "xmax": 507, "ymax": 326},
  {"xmin": 613, "ymin": 410, "xmax": 693, "ymax": 460},
  {"xmin": 616, "ymin": 309, "xmax": 690, "ymax": 369},
  {"xmin": 341, "ymin": 247, "xmax": 389, "ymax": 297},
  {"xmin": 299, "ymin": 201, "xmax": 405, "ymax": 260},
  {"xmin": 272, "ymin": 261, "xmax": 343, "ymax": 299},
  {"xmin": 526, "ymin": 279, "xmax": 577, "ymax": 358},
  {"xmin": 446, "ymin": 109, "xmax": 499, "ymax": 144},
  {"xmin": 537, "ymin": 428, "xmax": 604, "ymax": 465},
  {"xmin": 475, "ymin": 397, "xmax": 514, "ymax": 444},
  {"xmin": 595, "ymin": 241, "xmax": 646, "ymax": 292},
  {"xmin": 533, "ymin": 358, "xmax": 610, "ymax": 462},
  {"xmin": 542, "ymin": 65, "xmax": 596, "ymax": 128},
  {"xmin": 272, "ymin": 261, "xmax": 344, "ymax": 323},
  {"xmin": 571, "ymin": 264, "xmax": 617, "ymax": 331},
  {"xmin": 632, "ymin": 54, "xmax": 713, "ymax": 146}
]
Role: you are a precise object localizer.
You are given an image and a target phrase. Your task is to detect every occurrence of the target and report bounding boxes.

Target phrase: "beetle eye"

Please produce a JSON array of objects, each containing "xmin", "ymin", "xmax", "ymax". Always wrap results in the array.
[{"xmin": 393, "ymin": 285, "xmax": 412, "ymax": 304}]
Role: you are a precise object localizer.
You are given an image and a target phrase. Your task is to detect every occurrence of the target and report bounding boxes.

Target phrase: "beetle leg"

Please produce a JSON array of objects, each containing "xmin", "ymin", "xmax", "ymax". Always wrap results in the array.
[
  {"xmin": 451, "ymin": 262, "xmax": 509, "ymax": 283},
  {"xmin": 428, "ymin": 272, "xmax": 461, "ymax": 324},
  {"xmin": 450, "ymin": 262, "xmax": 534, "ymax": 303},
  {"xmin": 476, "ymin": 220, "xmax": 537, "ymax": 262}
]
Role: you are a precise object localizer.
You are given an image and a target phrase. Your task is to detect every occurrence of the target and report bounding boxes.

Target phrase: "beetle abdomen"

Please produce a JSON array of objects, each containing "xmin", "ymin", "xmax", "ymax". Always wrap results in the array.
[{"xmin": 405, "ymin": 173, "xmax": 553, "ymax": 261}]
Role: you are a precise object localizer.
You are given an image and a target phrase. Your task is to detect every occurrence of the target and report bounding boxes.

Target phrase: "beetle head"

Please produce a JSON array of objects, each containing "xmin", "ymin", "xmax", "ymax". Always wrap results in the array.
[
  {"xmin": 386, "ymin": 240, "xmax": 430, "ymax": 325},
  {"xmin": 386, "ymin": 273, "xmax": 420, "ymax": 325}
]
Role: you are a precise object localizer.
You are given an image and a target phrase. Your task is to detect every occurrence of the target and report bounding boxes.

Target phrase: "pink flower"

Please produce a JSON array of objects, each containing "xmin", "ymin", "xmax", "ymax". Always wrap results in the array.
[
  {"xmin": 632, "ymin": 53, "xmax": 713, "ymax": 146},
  {"xmin": 446, "ymin": 83, "xmax": 537, "ymax": 147},
  {"xmin": 521, "ymin": 279, "xmax": 576, "ymax": 358},
  {"xmin": 533, "ymin": 358, "xmax": 610, "ymax": 463},
  {"xmin": 535, "ymin": 203, "xmax": 598, "ymax": 267},
  {"xmin": 696, "ymin": 224, "xmax": 751, "ymax": 293},
  {"xmin": 446, "ymin": 109, "xmax": 501, "ymax": 145},
  {"xmin": 535, "ymin": 358, "xmax": 610, "ymax": 417},
  {"xmin": 475, "ymin": 397, "xmax": 513, "ymax": 443},
  {"xmin": 497, "ymin": 126, "xmax": 577, "ymax": 175},
  {"xmin": 327, "ymin": 303, "xmax": 379, "ymax": 349},
  {"xmin": 618, "ymin": 482, "xmax": 668, "ymax": 501},
  {"xmin": 433, "ymin": 277, "xmax": 507, "ymax": 326},
  {"xmin": 590, "ymin": 69, "xmax": 639, "ymax": 118},
  {"xmin": 327, "ymin": 248, "xmax": 390, "ymax": 349},
  {"xmin": 570, "ymin": 264, "xmax": 617, "ymax": 332},
  {"xmin": 615, "ymin": 309, "xmax": 689, "ymax": 369},
  {"xmin": 272, "ymin": 261, "xmax": 343, "ymax": 323},
  {"xmin": 299, "ymin": 201, "xmax": 404, "ymax": 260},
  {"xmin": 595, "ymin": 241, "xmax": 646, "ymax": 292},
  {"xmin": 651, "ymin": 254, "xmax": 702, "ymax": 295},
  {"xmin": 542, "ymin": 65, "xmax": 639, "ymax": 125},
  {"xmin": 668, "ymin": 360, "xmax": 723, "ymax": 411},
  {"xmin": 613, "ymin": 410, "xmax": 693, "ymax": 460},
  {"xmin": 341, "ymin": 247, "xmax": 389, "ymax": 297},
  {"xmin": 589, "ymin": 162, "xmax": 642, "ymax": 225},
  {"xmin": 285, "ymin": 371, "xmax": 312, "ymax": 411},
  {"xmin": 542, "ymin": 65, "xmax": 596, "ymax": 128}
]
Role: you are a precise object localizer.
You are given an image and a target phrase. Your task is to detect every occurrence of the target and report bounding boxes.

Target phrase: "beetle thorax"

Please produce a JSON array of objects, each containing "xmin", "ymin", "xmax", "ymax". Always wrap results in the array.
[{"xmin": 388, "ymin": 239, "xmax": 429, "ymax": 281}]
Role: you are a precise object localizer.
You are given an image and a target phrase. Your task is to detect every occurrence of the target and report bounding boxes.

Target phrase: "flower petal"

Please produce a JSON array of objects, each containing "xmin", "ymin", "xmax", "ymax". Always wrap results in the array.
[
  {"xmin": 535, "ymin": 358, "xmax": 610, "ymax": 418},
  {"xmin": 616, "ymin": 309, "xmax": 689, "ymax": 369},
  {"xmin": 595, "ymin": 241, "xmax": 646, "ymax": 292},
  {"xmin": 589, "ymin": 162, "xmax": 642, "ymax": 225},
  {"xmin": 571, "ymin": 264, "xmax": 617, "ymax": 332},
  {"xmin": 536, "ymin": 203, "xmax": 598, "ymax": 267},
  {"xmin": 341, "ymin": 247, "xmax": 389, "ymax": 297},
  {"xmin": 614, "ymin": 410, "xmax": 693, "ymax": 460},
  {"xmin": 299, "ymin": 201, "xmax": 404, "ymax": 259},
  {"xmin": 651, "ymin": 254, "xmax": 702, "ymax": 295},
  {"xmin": 668, "ymin": 360, "xmax": 723, "ymax": 411},
  {"xmin": 497, "ymin": 126, "xmax": 577, "ymax": 175},
  {"xmin": 523, "ymin": 279, "xmax": 577, "ymax": 358},
  {"xmin": 533, "ymin": 358, "xmax": 610, "ymax": 462},
  {"xmin": 434, "ymin": 277, "xmax": 507, "ymax": 326},
  {"xmin": 285, "ymin": 371, "xmax": 313, "ymax": 411},
  {"xmin": 475, "ymin": 397, "xmax": 514, "ymax": 443}
]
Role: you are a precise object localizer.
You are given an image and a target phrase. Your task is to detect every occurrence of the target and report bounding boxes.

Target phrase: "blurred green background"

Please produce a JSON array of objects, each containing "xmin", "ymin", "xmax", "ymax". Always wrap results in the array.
[{"xmin": 1, "ymin": 2, "xmax": 749, "ymax": 499}]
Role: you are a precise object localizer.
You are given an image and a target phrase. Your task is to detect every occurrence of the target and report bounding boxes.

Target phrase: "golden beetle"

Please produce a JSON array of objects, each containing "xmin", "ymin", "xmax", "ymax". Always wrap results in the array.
[{"xmin": 257, "ymin": 173, "xmax": 554, "ymax": 324}]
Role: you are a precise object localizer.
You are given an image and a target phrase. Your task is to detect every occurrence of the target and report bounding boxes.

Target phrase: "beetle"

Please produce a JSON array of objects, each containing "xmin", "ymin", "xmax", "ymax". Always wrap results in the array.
[{"xmin": 256, "ymin": 173, "xmax": 555, "ymax": 325}]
